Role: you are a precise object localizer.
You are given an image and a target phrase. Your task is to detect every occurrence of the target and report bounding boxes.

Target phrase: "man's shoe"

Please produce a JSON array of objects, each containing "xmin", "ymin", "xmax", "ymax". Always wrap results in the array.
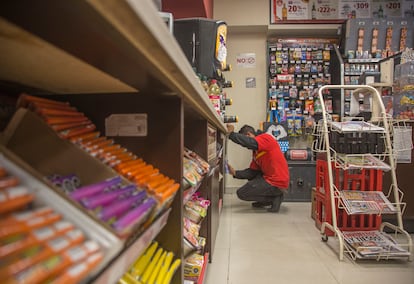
[
  {"xmin": 267, "ymin": 195, "xmax": 284, "ymax": 213},
  {"xmin": 252, "ymin": 201, "xmax": 272, "ymax": 208}
]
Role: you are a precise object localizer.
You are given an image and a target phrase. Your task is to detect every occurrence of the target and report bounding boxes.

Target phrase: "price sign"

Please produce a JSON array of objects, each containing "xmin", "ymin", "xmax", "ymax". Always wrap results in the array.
[
  {"xmin": 286, "ymin": 0, "xmax": 309, "ymax": 20},
  {"xmin": 371, "ymin": 0, "xmax": 403, "ymax": 18},
  {"xmin": 384, "ymin": 1, "xmax": 402, "ymax": 17},
  {"xmin": 315, "ymin": 1, "xmax": 339, "ymax": 19},
  {"xmin": 339, "ymin": 0, "xmax": 371, "ymax": 19}
]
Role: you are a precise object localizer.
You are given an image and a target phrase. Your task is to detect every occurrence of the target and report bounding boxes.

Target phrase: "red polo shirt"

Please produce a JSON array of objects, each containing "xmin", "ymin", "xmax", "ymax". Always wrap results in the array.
[{"xmin": 249, "ymin": 133, "xmax": 289, "ymax": 189}]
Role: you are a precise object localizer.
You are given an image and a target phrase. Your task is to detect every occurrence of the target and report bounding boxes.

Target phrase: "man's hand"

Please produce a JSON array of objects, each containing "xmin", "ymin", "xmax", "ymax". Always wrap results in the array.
[
  {"xmin": 226, "ymin": 124, "xmax": 235, "ymax": 134},
  {"xmin": 227, "ymin": 163, "xmax": 236, "ymax": 177}
]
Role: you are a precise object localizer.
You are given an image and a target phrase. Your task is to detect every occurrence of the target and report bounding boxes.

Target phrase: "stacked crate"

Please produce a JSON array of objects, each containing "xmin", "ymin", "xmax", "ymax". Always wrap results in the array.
[{"xmin": 315, "ymin": 155, "xmax": 384, "ymax": 236}]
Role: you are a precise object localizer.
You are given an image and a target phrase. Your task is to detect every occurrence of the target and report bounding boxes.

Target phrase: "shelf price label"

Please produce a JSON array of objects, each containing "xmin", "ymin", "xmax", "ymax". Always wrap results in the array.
[{"xmin": 338, "ymin": 0, "xmax": 371, "ymax": 19}]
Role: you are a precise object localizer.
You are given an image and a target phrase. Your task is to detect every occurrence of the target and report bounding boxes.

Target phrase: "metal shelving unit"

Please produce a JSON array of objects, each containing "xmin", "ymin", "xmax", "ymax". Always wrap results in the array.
[{"xmin": 313, "ymin": 84, "xmax": 412, "ymax": 261}]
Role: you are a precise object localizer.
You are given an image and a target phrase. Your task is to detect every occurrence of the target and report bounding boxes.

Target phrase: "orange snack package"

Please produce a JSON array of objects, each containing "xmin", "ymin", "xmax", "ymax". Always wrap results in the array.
[
  {"xmin": 0, "ymin": 229, "xmax": 84, "ymax": 277},
  {"xmin": 0, "ymin": 220, "xmax": 74, "ymax": 258},
  {"xmin": 0, "ymin": 212, "xmax": 62, "ymax": 239}
]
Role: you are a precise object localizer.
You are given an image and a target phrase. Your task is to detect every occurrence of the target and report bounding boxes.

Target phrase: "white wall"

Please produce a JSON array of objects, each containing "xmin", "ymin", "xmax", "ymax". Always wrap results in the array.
[
  {"xmin": 213, "ymin": 0, "xmax": 269, "ymax": 26},
  {"xmin": 214, "ymin": 0, "xmax": 270, "ymax": 188}
]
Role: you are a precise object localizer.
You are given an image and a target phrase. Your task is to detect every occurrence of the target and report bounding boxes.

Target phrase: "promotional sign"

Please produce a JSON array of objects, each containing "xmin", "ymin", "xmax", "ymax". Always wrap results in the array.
[
  {"xmin": 338, "ymin": 0, "xmax": 371, "ymax": 18},
  {"xmin": 270, "ymin": 0, "xmax": 413, "ymax": 22},
  {"xmin": 272, "ymin": 0, "xmax": 310, "ymax": 21},
  {"xmin": 315, "ymin": 0, "xmax": 339, "ymax": 19}
]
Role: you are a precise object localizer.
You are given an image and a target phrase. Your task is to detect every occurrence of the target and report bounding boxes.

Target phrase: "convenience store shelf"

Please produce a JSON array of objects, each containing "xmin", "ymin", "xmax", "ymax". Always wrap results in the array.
[{"xmin": 0, "ymin": 0, "xmax": 226, "ymax": 132}]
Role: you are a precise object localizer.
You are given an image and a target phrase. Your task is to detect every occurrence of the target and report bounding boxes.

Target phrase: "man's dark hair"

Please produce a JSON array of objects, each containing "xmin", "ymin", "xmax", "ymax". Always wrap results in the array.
[{"xmin": 238, "ymin": 124, "xmax": 256, "ymax": 136}]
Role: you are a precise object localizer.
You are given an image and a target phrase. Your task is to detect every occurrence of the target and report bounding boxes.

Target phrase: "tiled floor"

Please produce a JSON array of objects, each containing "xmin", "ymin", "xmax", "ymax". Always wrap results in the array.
[{"xmin": 204, "ymin": 193, "xmax": 414, "ymax": 284}]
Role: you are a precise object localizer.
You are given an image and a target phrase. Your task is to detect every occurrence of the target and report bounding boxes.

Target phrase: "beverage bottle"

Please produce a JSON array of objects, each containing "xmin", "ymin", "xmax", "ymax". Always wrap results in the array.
[
  {"xmin": 282, "ymin": 3, "xmax": 288, "ymax": 20},
  {"xmin": 208, "ymin": 79, "xmax": 222, "ymax": 115},
  {"xmin": 312, "ymin": 3, "xmax": 316, "ymax": 19},
  {"xmin": 378, "ymin": 5, "xmax": 383, "ymax": 18},
  {"xmin": 200, "ymin": 75, "xmax": 209, "ymax": 92},
  {"xmin": 208, "ymin": 79, "xmax": 221, "ymax": 95}
]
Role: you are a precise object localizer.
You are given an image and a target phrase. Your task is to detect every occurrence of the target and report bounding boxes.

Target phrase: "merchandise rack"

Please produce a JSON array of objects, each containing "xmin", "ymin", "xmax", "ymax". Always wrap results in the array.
[{"xmin": 312, "ymin": 84, "xmax": 413, "ymax": 261}]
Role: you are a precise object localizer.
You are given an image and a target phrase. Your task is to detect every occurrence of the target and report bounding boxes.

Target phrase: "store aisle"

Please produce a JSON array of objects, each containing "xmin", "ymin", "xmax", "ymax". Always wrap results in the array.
[{"xmin": 204, "ymin": 193, "xmax": 414, "ymax": 284}]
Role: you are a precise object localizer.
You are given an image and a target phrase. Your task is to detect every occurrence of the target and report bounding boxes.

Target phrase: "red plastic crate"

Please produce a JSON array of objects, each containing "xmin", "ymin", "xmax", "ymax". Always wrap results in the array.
[{"xmin": 315, "ymin": 159, "xmax": 384, "ymax": 236}]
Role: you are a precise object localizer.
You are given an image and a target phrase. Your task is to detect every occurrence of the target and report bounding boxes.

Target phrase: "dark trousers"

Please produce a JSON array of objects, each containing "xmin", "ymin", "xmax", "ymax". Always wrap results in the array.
[{"xmin": 236, "ymin": 174, "xmax": 284, "ymax": 203}]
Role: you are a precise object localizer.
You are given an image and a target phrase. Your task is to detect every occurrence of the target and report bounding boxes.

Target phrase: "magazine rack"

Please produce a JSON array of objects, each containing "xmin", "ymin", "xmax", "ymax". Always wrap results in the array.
[{"xmin": 313, "ymin": 85, "xmax": 413, "ymax": 261}]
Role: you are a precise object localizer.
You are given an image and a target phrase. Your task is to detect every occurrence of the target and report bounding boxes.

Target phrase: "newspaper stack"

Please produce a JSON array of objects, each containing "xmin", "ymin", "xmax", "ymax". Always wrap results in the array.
[
  {"xmin": 339, "ymin": 190, "xmax": 397, "ymax": 215},
  {"xmin": 342, "ymin": 230, "xmax": 410, "ymax": 259}
]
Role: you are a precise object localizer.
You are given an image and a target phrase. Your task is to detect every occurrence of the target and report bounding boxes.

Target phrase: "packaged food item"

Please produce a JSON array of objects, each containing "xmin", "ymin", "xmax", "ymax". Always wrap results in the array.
[
  {"xmin": 5, "ymin": 240, "xmax": 100, "ymax": 284},
  {"xmin": 0, "ymin": 229, "xmax": 84, "ymax": 277},
  {"xmin": 129, "ymin": 241, "xmax": 158, "ymax": 279},
  {"xmin": 112, "ymin": 197, "xmax": 156, "ymax": 233},
  {"xmin": 183, "ymin": 253, "xmax": 204, "ymax": 282},
  {"xmin": 58, "ymin": 124, "xmax": 97, "ymax": 139},
  {"xmin": 0, "ymin": 186, "xmax": 34, "ymax": 215},
  {"xmin": 0, "ymin": 176, "xmax": 19, "ymax": 190},
  {"xmin": 48, "ymin": 252, "xmax": 103, "ymax": 284},
  {"xmin": 49, "ymin": 120, "xmax": 93, "ymax": 132},
  {"xmin": 17, "ymin": 94, "xmax": 70, "ymax": 108},
  {"xmin": 0, "ymin": 220, "xmax": 74, "ymax": 258},
  {"xmin": 69, "ymin": 176, "xmax": 122, "ymax": 201},
  {"xmin": 80, "ymin": 184, "xmax": 137, "ymax": 210},
  {"xmin": 140, "ymin": 247, "xmax": 164, "ymax": 283},
  {"xmin": 161, "ymin": 258, "xmax": 181, "ymax": 284},
  {"xmin": 97, "ymin": 190, "xmax": 147, "ymax": 222},
  {"xmin": 0, "ymin": 212, "xmax": 62, "ymax": 239}
]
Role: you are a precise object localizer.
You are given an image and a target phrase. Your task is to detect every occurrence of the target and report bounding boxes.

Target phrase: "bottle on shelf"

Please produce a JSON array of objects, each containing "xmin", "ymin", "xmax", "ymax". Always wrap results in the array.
[
  {"xmin": 207, "ymin": 79, "xmax": 221, "ymax": 96},
  {"xmin": 223, "ymin": 115, "xmax": 238, "ymax": 123},
  {"xmin": 222, "ymin": 98, "xmax": 232, "ymax": 106},
  {"xmin": 222, "ymin": 64, "xmax": 232, "ymax": 72},
  {"xmin": 221, "ymin": 80, "xmax": 233, "ymax": 88}
]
